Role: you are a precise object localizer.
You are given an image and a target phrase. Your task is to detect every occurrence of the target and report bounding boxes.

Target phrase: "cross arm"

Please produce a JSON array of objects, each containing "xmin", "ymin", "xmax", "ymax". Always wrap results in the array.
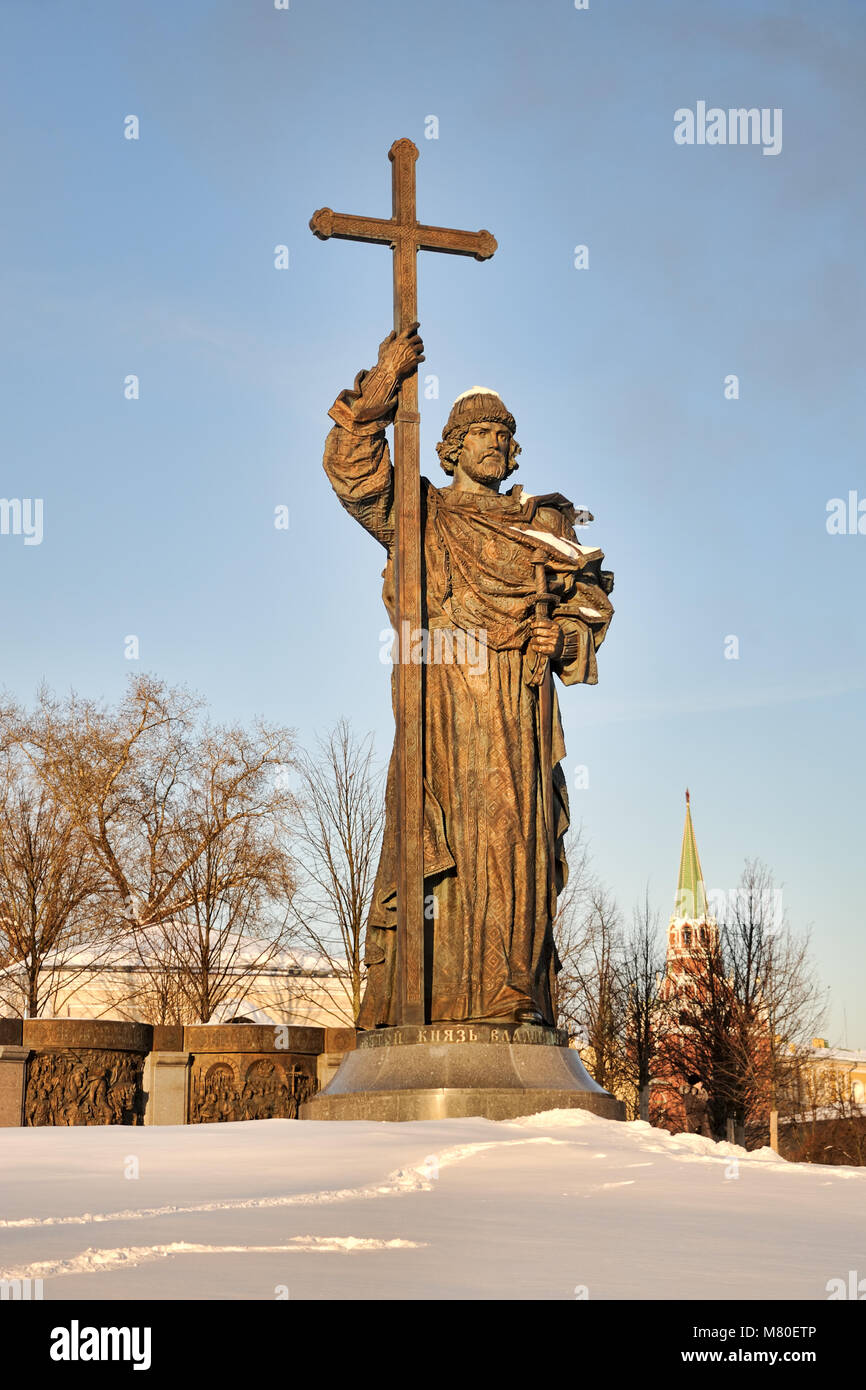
[
  {"xmin": 310, "ymin": 208, "xmax": 497, "ymax": 261},
  {"xmin": 416, "ymin": 223, "xmax": 497, "ymax": 261},
  {"xmin": 310, "ymin": 207, "xmax": 395, "ymax": 246}
]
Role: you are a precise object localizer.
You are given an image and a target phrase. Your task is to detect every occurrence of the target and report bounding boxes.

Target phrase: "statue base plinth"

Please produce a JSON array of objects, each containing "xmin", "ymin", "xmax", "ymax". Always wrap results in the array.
[{"xmin": 299, "ymin": 1023, "xmax": 625, "ymax": 1123}]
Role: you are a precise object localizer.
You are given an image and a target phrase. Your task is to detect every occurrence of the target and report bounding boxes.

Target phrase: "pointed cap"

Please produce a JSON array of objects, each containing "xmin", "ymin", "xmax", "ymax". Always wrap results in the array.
[{"xmin": 674, "ymin": 789, "xmax": 708, "ymax": 922}]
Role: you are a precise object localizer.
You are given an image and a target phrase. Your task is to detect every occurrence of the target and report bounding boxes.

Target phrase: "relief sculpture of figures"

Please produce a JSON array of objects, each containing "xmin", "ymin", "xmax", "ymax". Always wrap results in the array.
[
  {"xmin": 191, "ymin": 1058, "xmax": 317, "ymax": 1123},
  {"xmin": 323, "ymin": 323, "xmax": 614, "ymax": 1029},
  {"xmin": 24, "ymin": 1051, "xmax": 144, "ymax": 1126}
]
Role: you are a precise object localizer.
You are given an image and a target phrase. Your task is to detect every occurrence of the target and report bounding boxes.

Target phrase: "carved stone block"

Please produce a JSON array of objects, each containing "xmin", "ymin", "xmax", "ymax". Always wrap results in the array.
[
  {"xmin": 24, "ymin": 1048, "xmax": 145, "ymax": 1126},
  {"xmin": 189, "ymin": 1052, "xmax": 318, "ymax": 1124}
]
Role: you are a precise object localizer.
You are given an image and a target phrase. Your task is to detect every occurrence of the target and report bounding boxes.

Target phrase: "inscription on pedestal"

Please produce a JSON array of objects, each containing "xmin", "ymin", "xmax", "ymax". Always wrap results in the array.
[{"xmin": 359, "ymin": 1023, "xmax": 568, "ymax": 1049}]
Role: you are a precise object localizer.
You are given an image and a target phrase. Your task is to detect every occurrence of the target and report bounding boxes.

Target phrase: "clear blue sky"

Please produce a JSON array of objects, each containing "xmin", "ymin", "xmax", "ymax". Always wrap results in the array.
[{"xmin": 0, "ymin": 0, "xmax": 863, "ymax": 1040}]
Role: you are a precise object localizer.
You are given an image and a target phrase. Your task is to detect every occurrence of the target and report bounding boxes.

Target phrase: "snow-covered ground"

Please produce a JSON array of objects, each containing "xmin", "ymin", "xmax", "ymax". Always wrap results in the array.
[{"xmin": 1, "ymin": 1110, "xmax": 863, "ymax": 1300}]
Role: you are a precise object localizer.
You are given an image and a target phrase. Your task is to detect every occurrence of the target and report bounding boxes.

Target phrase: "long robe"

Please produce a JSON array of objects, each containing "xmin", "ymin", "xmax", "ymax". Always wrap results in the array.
[{"xmin": 323, "ymin": 376, "xmax": 613, "ymax": 1028}]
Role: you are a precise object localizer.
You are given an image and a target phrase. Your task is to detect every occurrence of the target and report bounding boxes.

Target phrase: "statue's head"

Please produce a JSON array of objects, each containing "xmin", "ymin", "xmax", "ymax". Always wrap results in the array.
[{"xmin": 436, "ymin": 387, "xmax": 521, "ymax": 484}]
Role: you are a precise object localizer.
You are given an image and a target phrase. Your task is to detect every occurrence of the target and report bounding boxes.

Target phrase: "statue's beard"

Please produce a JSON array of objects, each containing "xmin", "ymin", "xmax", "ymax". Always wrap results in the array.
[{"xmin": 460, "ymin": 451, "xmax": 508, "ymax": 484}]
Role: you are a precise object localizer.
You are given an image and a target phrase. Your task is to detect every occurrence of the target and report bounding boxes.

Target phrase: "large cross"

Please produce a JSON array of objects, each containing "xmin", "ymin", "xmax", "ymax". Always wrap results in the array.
[{"xmin": 310, "ymin": 138, "xmax": 497, "ymax": 1026}]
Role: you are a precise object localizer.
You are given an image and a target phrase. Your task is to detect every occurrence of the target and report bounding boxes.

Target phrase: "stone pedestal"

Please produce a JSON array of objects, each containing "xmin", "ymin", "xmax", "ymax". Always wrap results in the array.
[
  {"xmin": 142, "ymin": 1051, "xmax": 191, "ymax": 1126},
  {"xmin": 317, "ymin": 1050, "xmax": 349, "ymax": 1090},
  {"xmin": 0, "ymin": 1045, "xmax": 29, "ymax": 1127},
  {"xmin": 316, "ymin": 1026, "xmax": 358, "ymax": 1090},
  {"xmin": 300, "ymin": 1022, "xmax": 625, "ymax": 1123}
]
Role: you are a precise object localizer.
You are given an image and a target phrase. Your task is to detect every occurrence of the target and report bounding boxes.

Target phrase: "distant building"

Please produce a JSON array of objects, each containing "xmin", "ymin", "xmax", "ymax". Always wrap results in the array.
[
  {"xmin": 650, "ymin": 793, "xmax": 864, "ymax": 1153},
  {"xmin": 779, "ymin": 1040, "xmax": 866, "ymax": 1164},
  {"xmin": 650, "ymin": 790, "xmax": 729, "ymax": 1136},
  {"xmin": 0, "ymin": 931, "xmax": 353, "ymax": 1029},
  {"xmin": 659, "ymin": 789, "xmax": 719, "ymax": 1008},
  {"xmin": 787, "ymin": 1039, "xmax": 866, "ymax": 1115}
]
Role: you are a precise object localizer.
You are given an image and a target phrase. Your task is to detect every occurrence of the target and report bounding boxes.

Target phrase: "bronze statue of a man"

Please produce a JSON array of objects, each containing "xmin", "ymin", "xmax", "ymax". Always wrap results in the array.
[{"xmin": 323, "ymin": 323, "xmax": 613, "ymax": 1029}]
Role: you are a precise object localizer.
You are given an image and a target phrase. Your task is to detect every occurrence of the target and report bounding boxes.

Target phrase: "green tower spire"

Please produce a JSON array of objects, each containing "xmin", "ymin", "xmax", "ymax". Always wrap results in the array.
[{"xmin": 674, "ymin": 789, "xmax": 708, "ymax": 922}]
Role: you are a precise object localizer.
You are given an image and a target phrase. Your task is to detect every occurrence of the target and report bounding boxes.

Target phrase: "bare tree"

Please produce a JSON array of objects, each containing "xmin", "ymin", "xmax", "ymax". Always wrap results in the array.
[
  {"xmin": 24, "ymin": 676, "xmax": 200, "ymax": 929},
  {"xmin": 0, "ymin": 746, "xmax": 109, "ymax": 1017},
  {"xmin": 621, "ymin": 890, "xmax": 663, "ymax": 1121},
  {"xmin": 581, "ymin": 886, "xmax": 627, "ymax": 1097},
  {"xmin": 654, "ymin": 926, "xmax": 739, "ymax": 1140},
  {"xmin": 551, "ymin": 827, "xmax": 594, "ymax": 1038},
  {"xmin": 123, "ymin": 928, "xmax": 187, "ymax": 1026},
  {"xmin": 556, "ymin": 878, "xmax": 627, "ymax": 1097},
  {"xmin": 654, "ymin": 859, "xmax": 825, "ymax": 1145},
  {"xmin": 164, "ymin": 743, "xmax": 296, "ymax": 1022},
  {"xmin": 728, "ymin": 861, "xmax": 825, "ymax": 1140},
  {"xmin": 555, "ymin": 836, "xmax": 653, "ymax": 1107},
  {"xmin": 288, "ymin": 720, "xmax": 385, "ymax": 1025},
  {"xmin": 22, "ymin": 675, "xmax": 297, "ymax": 1022}
]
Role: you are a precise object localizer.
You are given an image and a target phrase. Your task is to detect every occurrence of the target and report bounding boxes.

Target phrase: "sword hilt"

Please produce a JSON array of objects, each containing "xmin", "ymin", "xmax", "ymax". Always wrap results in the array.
[
  {"xmin": 533, "ymin": 557, "xmax": 555, "ymax": 618},
  {"xmin": 533, "ymin": 551, "xmax": 559, "ymax": 623},
  {"xmin": 527, "ymin": 553, "xmax": 556, "ymax": 687}
]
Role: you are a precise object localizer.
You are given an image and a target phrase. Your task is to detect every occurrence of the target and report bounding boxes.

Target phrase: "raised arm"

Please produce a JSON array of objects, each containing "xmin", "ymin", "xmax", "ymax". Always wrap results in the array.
[{"xmin": 322, "ymin": 323, "xmax": 424, "ymax": 550}]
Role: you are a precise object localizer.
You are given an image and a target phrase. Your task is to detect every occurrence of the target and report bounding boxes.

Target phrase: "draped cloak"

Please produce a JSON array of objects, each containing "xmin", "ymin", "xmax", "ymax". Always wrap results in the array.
[{"xmin": 323, "ymin": 374, "xmax": 613, "ymax": 1028}]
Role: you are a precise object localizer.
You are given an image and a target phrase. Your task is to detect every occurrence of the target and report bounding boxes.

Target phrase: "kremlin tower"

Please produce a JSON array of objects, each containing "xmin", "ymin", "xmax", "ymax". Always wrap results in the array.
[
  {"xmin": 652, "ymin": 790, "xmax": 719, "ymax": 1135},
  {"xmin": 663, "ymin": 789, "xmax": 718, "ymax": 986}
]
